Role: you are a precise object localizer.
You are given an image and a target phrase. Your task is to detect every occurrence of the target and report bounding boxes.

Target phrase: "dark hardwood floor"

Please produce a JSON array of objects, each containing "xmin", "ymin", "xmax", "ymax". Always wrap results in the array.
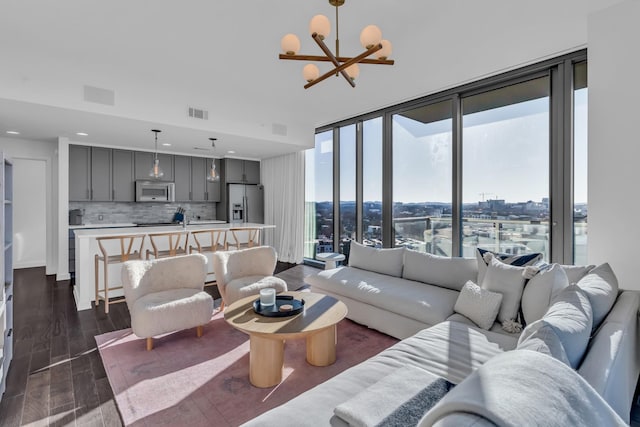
[{"xmin": 0, "ymin": 262, "xmax": 312, "ymax": 427}]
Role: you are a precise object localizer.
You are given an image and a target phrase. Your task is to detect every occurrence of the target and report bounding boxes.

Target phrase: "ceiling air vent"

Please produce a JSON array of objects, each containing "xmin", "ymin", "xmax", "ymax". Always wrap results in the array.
[{"xmin": 188, "ymin": 106, "xmax": 209, "ymax": 120}]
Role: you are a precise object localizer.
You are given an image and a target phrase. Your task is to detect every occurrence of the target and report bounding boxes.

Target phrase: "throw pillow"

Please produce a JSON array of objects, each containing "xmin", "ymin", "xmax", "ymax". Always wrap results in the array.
[
  {"xmin": 348, "ymin": 241, "xmax": 405, "ymax": 277},
  {"xmin": 542, "ymin": 285, "xmax": 593, "ymax": 369},
  {"xmin": 561, "ymin": 264, "xmax": 596, "ymax": 285},
  {"xmin": 403, "ymin": 249, "xmax": 477, "ymax": 291},
  {"xmin": 575, "ymin": 263, "xmax": 618, "ymax": 333},
  {"xmin": 481, "ymin": 256, "xmax": 527, "ymax": 323},
  {"xmin": 453, "ymin": 280, "xmax": 503, "ymax": 330},
  {"xmin": 521, "ymin": 263, "xmax": 570, "ymax": 325},
  {"xmin": 476, "ymin": 248, "xmax": 543, "ymax": 284},
  {"xmin": 516, "ymin": 321, "xmax": 571, "ymax": 367}
]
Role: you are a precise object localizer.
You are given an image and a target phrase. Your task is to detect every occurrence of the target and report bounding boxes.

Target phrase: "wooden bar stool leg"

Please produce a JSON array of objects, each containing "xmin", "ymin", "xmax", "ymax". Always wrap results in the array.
[
  {"xmin": 146, "ymin": 338, "xmax": 153, "ymax": 351},
  {"xmin": 94, "ymin": 255, "xmax": 99, "ymax": 308},
  {"xmin": 196, "ymin": 325, "xmax": 203, "ymax": 338},
  {"xmin": 104, "ymin": 259, "xmax": 109, "ymax": 314}
]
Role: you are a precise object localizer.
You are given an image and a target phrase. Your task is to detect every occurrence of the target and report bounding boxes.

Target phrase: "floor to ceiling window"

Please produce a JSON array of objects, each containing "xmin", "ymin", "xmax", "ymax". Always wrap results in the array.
[
  {"xmin": 461, "ymin": 77, "xmax": 550, "ymax": 259},
  {"xmin": 304, "ymin": 130, "xmax": 334, "ymax": 259},
  {"xmin": 573, "ymin": 61, "xmax": 588, "ymax": 264},
  {"xmin": 339, "ymin": 125, "xmax": 356, "ymax": 258},
  {"xmin": 362, "ymin": 118, "xmax": 383, "ymax": 247},
  {"xmin": 392, "ymin": 101, "xmax": 453, "ymax": 255},
  {"xmin": 305, "ymin": 50, "xmax": 586, "ymax": 265}
]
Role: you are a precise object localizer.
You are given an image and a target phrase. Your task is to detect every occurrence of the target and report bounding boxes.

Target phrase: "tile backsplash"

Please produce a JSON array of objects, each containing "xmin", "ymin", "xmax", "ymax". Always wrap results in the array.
[{"xmin": 69, "ymin": 202, "xmax": 217, "ymax": 225}]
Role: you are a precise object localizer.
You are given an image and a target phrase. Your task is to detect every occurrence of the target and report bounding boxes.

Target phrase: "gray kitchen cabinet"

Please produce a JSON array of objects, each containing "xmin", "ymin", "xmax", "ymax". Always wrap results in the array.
[
  {"xmin": 243, "ymin": 160, "xmax": 261, "ymax": 184},
  {"xmin": 174, "ymin": 155, "xmax": 191, "ymax": 202},
  {"xmin": 224, "ymin": 159, "xmax": 260, "ymax": 184},
  {"xmin": 191, "ymin": 157, "xmax": 207, "ymax": 201},
  {"xmin": 112, "ymin": 150, "xmax": 135, "ymax": 201},
  {"xmin": 91, "ymin": 147, "xmax": 112, "ymax": 201},
  {"xmin": 69, "ymin": 145, "xmax": 91, "ymax": 201},
  {"xmin": 134, "ymin": 152, "xmax": 174, "ymax": 182}
]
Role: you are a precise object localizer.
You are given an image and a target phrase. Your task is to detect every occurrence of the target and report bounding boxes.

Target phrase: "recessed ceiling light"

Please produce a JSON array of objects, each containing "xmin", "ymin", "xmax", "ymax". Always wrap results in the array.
[
  {"xmin": 76, "ymin": 132, "xmax": 89, "ymax": 136},
  {"xmin": 228, "ymin": 150, "xmax": 236, "ymax": 154},
  {"xmin": 6, "ymin": 130, "xmax": 20, "ymax": 135},
  {"xmin": 162, "ymin": 143, "xmax": 171, "ymax": 146}
]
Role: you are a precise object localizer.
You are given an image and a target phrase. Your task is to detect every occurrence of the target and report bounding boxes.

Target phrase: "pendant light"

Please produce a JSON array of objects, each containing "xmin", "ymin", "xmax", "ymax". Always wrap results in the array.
[
  {"xmin": 149, "ymin": 129, "xmax": 164, "ymax": 179},
  {"xmin": 206, "ymin": 138, "xmax": 220, "ymax": 182}
]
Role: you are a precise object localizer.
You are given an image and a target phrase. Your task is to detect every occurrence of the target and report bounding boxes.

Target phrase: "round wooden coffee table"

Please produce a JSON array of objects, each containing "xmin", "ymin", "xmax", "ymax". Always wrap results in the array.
[{"xmin": 224, "ymin": 291, "xmax": 348, "ymax": 388}]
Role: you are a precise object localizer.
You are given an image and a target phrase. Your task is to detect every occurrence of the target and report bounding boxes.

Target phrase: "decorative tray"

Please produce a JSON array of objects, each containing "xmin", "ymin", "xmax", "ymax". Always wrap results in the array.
[{"xmin": 253, "ymin": 295, "xmax": 305, "ymax": 317}]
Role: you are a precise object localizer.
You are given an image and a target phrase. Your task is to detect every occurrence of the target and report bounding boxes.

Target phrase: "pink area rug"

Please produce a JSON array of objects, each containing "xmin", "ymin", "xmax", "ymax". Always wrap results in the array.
[{"xmin": 95, "ymin": 311, "xmax": 398, "ymax": 426}]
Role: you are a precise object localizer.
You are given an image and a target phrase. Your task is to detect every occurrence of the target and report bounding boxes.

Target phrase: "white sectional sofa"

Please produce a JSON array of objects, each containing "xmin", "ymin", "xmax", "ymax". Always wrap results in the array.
[{"xmin": 244, "ymin": 242, "xmax": 640, "ymax": 426}]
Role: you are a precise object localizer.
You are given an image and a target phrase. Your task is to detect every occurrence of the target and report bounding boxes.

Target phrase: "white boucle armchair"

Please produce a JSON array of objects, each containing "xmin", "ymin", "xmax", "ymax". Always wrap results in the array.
[
  {"xmin": 211, "ymin": 246, "xmax": 287, "ymax": 309},
  {"xmin": 121, "ymin": 253, "xmax": 214, "ymax": 350}
]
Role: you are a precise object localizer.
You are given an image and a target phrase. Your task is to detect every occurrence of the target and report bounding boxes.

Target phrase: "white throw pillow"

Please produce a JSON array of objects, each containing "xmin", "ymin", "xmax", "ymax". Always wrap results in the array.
[
  {"xmin": 575, "ymin": 263, "xmax": 618, "ymax": 333},
  {"xmin": 454, "ymin": 281, "xmax": 503, "ymax": 330},
  {"xmin": 403, "ymin": 249, "xmax": 477, "ymax": 291},
  {"xmin": 476, "ymin": 248, "xmax": 542, "ymax": 285},
  {"xmin": 521, "ymin": 264, "xmax": 569, "ymax": 325},
  {"xmin": 481, "ymin": 257, "xmax": 526, "ymax": 323},
  {"xmin": 348, "ymin": 241, "xmax": 405, "ymax": 277},
  {"xmin": 561, "ymin": 264, "xmax": 595, "ymax": 285},
  {"xmin": 542, "ymin": 285, "xmax": 593, "ymax": 369},
  {"xmin": 516, "ymin": 321, "xmax": 571, "ymax": 367}
]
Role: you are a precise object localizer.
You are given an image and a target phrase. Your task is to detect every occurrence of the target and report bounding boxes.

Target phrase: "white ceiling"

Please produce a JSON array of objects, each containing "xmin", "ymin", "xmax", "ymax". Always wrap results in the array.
[{"xmin": 0, "ymin": 0, "xmax": 623, "ymax": 159}]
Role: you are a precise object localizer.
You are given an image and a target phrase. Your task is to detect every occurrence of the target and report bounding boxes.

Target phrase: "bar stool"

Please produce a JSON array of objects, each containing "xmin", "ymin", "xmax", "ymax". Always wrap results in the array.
[
  {"xmin": 189, "ymin": 229, "xmax": 228, "ymax": 286},
  {"xmin": 146, "ymin": 230, "xmax": 190, "ymax": 259},
  {"xmin": 227, "ymin": 227, "xmax": 261, "ymax": 250},
  {"xmin": 95, "ymin": 234, "xmax": 146, "ymax": 313}
]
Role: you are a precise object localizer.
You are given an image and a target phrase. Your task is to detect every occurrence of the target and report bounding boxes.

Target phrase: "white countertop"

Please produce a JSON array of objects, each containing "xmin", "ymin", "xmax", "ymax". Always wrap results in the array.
[
  {"xmin": 73, "ymin": 222, "xmax": 275, "ymax": 238},
  {"xmin": 69, "ymin": 223, "xmax": 137, "ymax": 230}
]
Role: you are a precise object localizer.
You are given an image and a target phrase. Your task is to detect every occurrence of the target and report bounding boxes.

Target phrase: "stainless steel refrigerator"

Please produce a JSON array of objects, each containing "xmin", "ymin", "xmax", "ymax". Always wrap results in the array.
[{"xmin": 228, "ymin": 183, "xmax": 264, "ymax": 223}]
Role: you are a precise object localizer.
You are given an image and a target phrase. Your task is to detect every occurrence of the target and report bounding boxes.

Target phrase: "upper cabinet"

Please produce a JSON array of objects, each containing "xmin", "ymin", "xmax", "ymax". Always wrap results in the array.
[
  {"xmin": 225, "ymin": 159, "xmax": 260, "ymax": 184},
  {"xmin": 167, "ymin": 155, "xmax": 220, "ymax": 203},
  {"xmin": 112, "ymin": 150, "xmax": 135, "ymax": 201},
  {"xmin": 174, "ymin": 155, "xmax": 192, "ymax": 202},
  {"xmin": 134, "ymin": 152, "xmax": 174, "ymax": 182},
  {"xmin": 69, "ymin": 145, "xmax": 91, "ymax": 201},
  {"xmin": 90, "ymin": 147, "xmax": 112, "ymax": 201}
]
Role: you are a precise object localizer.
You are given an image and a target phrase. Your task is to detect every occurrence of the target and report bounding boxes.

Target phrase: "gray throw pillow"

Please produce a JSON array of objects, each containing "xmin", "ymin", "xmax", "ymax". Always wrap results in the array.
[
  {"xmin": 576, "ymin": 263, "xmax": 618, "ymax": 333},
  {"xmin": 517, "ymin": 321, "xmax": 571, "ymax": 366},
  {"xmin": 481, "ymin": 257, "xmax": 526, "ymax": 323},
  {"xmin": 521, "ymin": 263, "xmax": 569, "ymax": 325}
]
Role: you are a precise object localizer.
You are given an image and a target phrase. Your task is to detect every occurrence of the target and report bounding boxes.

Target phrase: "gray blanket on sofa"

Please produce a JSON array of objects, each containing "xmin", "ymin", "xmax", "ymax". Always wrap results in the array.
[{"xmin": 419, "ymin": 349, "xmax": 627, "ymax": 427}]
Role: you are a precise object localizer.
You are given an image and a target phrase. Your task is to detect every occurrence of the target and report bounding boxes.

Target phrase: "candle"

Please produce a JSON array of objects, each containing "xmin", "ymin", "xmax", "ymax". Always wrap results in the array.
[{"xmin": 259, "ymin": 288, "xmax": 276, "ymax": 307}]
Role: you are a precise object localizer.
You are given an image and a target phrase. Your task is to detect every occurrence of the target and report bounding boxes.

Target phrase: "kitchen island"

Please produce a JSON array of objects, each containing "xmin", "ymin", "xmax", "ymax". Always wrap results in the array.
[{"xmin": 73, "ymin": 222, "xmax": 275, "ymax": 311}]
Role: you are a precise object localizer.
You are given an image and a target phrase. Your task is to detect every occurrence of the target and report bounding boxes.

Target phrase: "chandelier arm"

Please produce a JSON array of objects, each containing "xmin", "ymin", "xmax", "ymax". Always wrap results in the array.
[
  {"xmin": 279, "ymin": 54, "xmax": 393, "ymax": 65},
  {"xmin": 304, "ymin": 42, "xmax": 383, "ymax": 89},
  {"xmin": 311, "ymin": 33, "xmax": 354, "ymax": 87}
]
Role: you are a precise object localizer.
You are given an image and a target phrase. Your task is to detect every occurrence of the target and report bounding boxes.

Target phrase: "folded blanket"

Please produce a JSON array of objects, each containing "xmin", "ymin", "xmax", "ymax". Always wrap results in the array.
[
  {"xmin": 419, "ymin": 349, "xmax": 627, "ymax": 427},
  {"xmin": 334, "ymin": 365, "xmax": 454, "ymax": 427}
]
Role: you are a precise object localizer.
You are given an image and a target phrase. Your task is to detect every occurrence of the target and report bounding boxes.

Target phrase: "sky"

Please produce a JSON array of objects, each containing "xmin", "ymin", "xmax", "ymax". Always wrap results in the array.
[{"xmin": 306, "ymin": 89, "xmax": 588, "ymax": 205}]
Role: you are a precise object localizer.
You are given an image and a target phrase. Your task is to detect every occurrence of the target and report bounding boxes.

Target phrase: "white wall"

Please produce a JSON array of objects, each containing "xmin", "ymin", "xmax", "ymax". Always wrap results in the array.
[
  {"xmin": 0, "ymin": 137, "xmax": 58, "ymax": 275},
  {"xmin": 588, "ymin": 0, "xmax": 640, "ymax": 290},
  {"xmin": 13, "ymin": 158, "xmax": 47, "ymax": 268}
]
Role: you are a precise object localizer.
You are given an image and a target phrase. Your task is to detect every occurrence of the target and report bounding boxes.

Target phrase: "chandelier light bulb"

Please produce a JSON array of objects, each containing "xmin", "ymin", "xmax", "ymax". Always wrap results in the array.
[
  {"xmin": 309, "ymin": 14, "xmax": 331, "ymax": 40},
  {"xmin": 206, "ymin": 160, "xmax": 220, "ymax": 182},
  {"xmin": 360, "ymin": 25, "xmax": 382, "ymax": 49},
  {"xmin": 303, "ymin": 64, "xmax": 320, "ymax": 82},
  {"xmin": 281, "ymin": 33, "xmax": 301, "ymax": 55},
  {"xmin": 345, "ymin": 63, "xmax": 360, "ymax": 81},
  {"xmin": 150, "ymin": 158, "xmax": 164, "ymax": 179},
  {"xmin": 376, "ymin": 39, "xmax": 392, "ymax": 60}
]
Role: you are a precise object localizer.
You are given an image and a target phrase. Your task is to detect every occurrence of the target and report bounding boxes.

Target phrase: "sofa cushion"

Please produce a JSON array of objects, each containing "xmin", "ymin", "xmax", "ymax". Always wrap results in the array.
[
  {"xmin": 476, "ymin": 248, "xmax": 542, "ymax": 284},
  {"xmin": 521, "ymin": 263, "xmax": 569, "ymax": 325},
  {"xmin": 454, "ymin": 281, "xmax": 502, "ymax": 330},
  {"xmin": 403, "ymin": 249, "xmax": 477, "ymax": 291},
  {"xmin": 307, "ymin": 266, "xmax": 459, "ymax": 326},
  {"xmin": 561, "ymin": 264, "xmax": 595, "ymax": 285},
  {"xmin": 481, "ymin": 257, "xmax": 526, "ymax": 323},
  {"xmin": 520, "ymin": 285, "xmax": 593, "ymax": 369},
  {"xmin": 576, "ymin": 263, "xmax": 618, "ymax": 332},
  {"xmin": 348, "ymin": 241, "xmax": 405, "ymax": 277},
  {"xmin": 516, "ymin": 322, "xmax": 570, "ymax": 366}
]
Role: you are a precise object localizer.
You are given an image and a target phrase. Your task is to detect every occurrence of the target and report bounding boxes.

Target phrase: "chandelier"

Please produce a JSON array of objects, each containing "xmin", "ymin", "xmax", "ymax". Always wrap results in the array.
[
  {"xmin": 279, "ymin": 0, "xmax": 394, "ymax": 89},
  {"xmin": 206, "ymin": 138, "xmax": 220, "ymax": 182}
]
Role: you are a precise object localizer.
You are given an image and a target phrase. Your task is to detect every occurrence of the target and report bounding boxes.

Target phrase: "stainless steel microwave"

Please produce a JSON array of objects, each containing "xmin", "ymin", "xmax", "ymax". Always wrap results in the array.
[{"xmin": 135, "ymin": 181, "xmax": 175, "ymax": 202}]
